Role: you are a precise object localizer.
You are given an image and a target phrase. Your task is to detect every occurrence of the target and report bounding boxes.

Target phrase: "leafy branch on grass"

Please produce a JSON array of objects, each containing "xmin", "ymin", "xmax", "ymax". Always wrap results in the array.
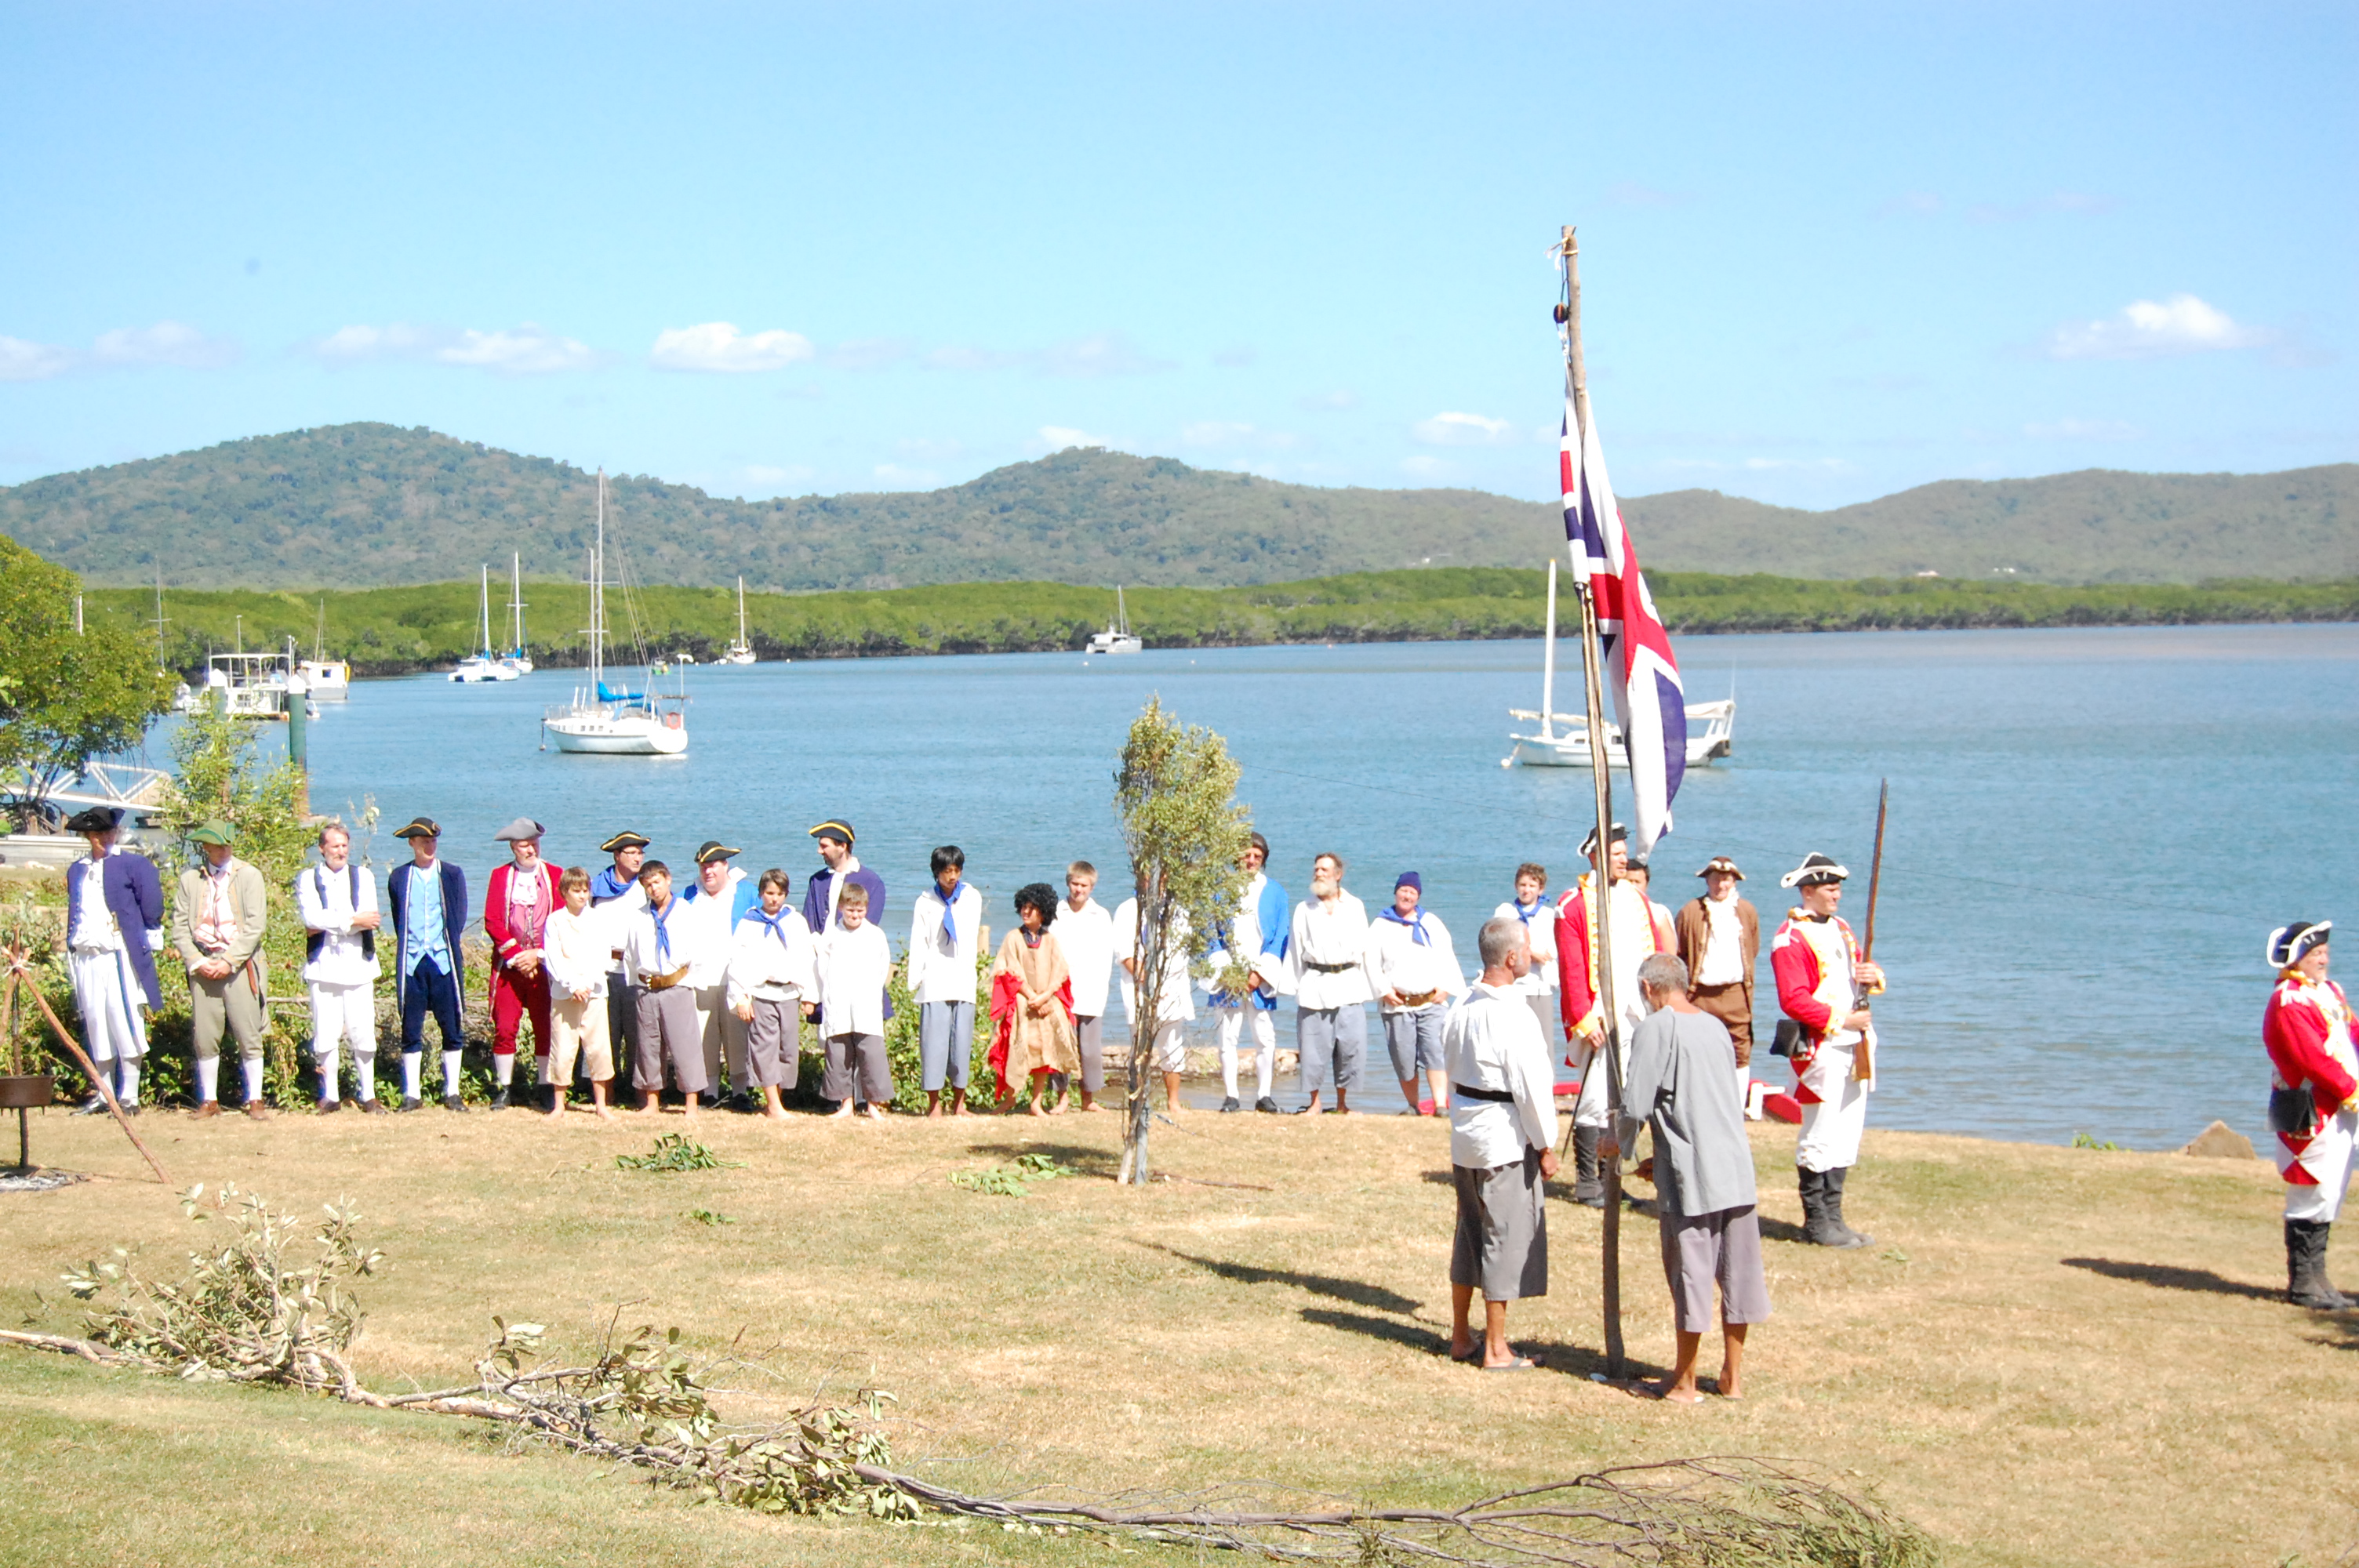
[
  {"xmin": 949, "ymin": 1152, "xmax": 1075, "ymax": 1197},
  {"xmin": 686, "ymin": 1208, "xmax": 735, "ymax": 1226},
  {"xmin": 0, "ymin": 1193, "xmax": 1938, "ymax": 1563},
  {"xmin": 2071, "ymin": 1131, "xmax": 2124, "ymax": 1152},
  {"xmin": 616, "ymin": 1134, "xmax": 742, "ymax": 1172}
]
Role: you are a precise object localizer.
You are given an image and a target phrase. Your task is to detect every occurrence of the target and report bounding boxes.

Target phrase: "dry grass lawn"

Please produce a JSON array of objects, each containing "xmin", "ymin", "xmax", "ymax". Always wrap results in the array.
[{"xmin": 1, "ymin": 1102, "xmax": 2353, "ymax": 1568}]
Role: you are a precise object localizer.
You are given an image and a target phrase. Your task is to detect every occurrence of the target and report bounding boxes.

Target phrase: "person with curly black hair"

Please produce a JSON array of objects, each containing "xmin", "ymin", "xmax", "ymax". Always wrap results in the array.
[{"xmin": 990, "ymin": 882, "xmax": 1079, "ymax": 1114}]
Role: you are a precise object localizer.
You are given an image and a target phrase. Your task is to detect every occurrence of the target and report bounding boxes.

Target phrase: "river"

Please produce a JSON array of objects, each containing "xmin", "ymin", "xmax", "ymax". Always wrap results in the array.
[{"xmin": 293, "ymin": 622, "xmax": 2358, "ymax": 1150}]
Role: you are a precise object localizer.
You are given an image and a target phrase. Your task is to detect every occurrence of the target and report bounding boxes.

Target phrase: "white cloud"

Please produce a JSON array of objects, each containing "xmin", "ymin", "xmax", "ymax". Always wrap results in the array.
[
  {"xmin": 0, "ymin": 336, "xmax": 76, "ymax": 381},
  {"xmin": 1412, "ymin": 411, "xmax": 1514, "ymax": 446},
  {"xmin": 650, "ymin": 321, "xmax": 816, "ymax": 373},
  {"xmin": 871, "ymin": 463, "xmax": 940, "ymax": 489},
  {"xmin": 2045, "ymin": 294, "xmax": 2274, "ymax": 361},
  {"xmin": 311, "ymin": 321, "xmax": 600, "ymax": 374},
  {"xmin": 2023, "ymin": 417, "xmax": 2143, "ymax": 441},
  {"xmin": 1179, "ymin": 421, "xmax": 1301, "ymax": 452},
  {"xmin": 1, "ymin": 321, "xmax": 237, "ymax": 379}
]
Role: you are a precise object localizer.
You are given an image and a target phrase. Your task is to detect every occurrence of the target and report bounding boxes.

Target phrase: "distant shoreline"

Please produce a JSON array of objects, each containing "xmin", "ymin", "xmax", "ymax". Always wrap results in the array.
[{"xmin": 85, "ymin": 568, "xmax": 2359, "ymax": 681}]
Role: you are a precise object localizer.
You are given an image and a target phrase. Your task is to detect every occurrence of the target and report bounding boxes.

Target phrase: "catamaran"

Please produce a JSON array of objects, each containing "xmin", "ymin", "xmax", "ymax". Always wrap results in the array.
[
  {"xmin": 1085, "ymin": 586, "xmax": 1143, "ymax": 655},
  {"xmin": 716, "ymin": 576, "xmax": 757, "ymax": 665},
  {"xmin": 450, "ymin": 565, "xmax": 520, "ymax": 683},
  {"xmin": 542, "ymin": 471, "xmax": 689, "ymax": 756},
  {"xmin": 1503, "ymin": 561, "xmax": 1734, "ymax": 769},
  {"xmin": 499, "ymin": 554, "xmax": 533, "ymax": 675}
]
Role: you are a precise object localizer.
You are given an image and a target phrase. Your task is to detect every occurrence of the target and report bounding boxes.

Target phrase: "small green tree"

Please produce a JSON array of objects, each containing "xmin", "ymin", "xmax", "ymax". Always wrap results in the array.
[
  {"xmin": 152, "ymin": 701, "xmax": 318, "ymax": 1105},
  {"xmin": 1113, "ymin": 698, "xmax": 1252, "ymax": 1185},
  {"xmin": 0, "ymin": 536, "xmax": 175, "ymax": 829}
]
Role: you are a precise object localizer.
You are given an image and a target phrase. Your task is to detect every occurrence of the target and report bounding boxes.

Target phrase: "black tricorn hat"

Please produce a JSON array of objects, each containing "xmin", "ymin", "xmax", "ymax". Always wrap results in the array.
[
  {"xmin": 64, "ymin": 806, "xmax": 122, "ymax": 834},
  {"xmin": 394, "ymin": 816, "xmax": 442, "ymax": 840},
  {"xmin": 599, "ymin": 830, "xmax": 651, "ymax": 854}
]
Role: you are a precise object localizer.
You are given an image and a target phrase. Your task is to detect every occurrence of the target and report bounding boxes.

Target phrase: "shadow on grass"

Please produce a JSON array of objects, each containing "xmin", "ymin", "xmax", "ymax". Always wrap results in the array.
[
  {"xmin": 1297, "ymin": 1308, "xmax": 1660, "ymax": 1385},
  {"xmin": 962, "ymin": 1142, "xmax": 1121, "ymax": 1179},
  {"xmin": 2061, "ymin": 1257, "xmax": 2282, "ymax": 1301},
  {"xmin": 1147, "ymin": 1245, "xmax": 1421, "ymax": 1314}
]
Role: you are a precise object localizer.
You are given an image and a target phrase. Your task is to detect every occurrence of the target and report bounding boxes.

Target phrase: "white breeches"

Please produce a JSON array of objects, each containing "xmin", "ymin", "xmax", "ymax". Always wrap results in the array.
[
  {"xmin": 1571, "ymin": 1034, "xmax": 1631, "ymax": 1130},
  {"xmin": 1796, "ymin": 1052, "xmax": 1871, "ymax": 1172},
  {"xmin": 1217, "ymin": 1008, "xmax": 1275, "ymax": 1096},
  {"xmin": 2281, "ymin": 1106, "xmax": 2357, "ymax": 1224},
  {"xmin": 68, "ymin": 949, "xmax": 147, "ymax": 1063},
  {"xmin": 309, "ymin": 982, "xmax": 376, "ymax": 1060},
  {"xmin": 1144, "ymin": 1021, "xmax": 1188, "ymax": 1073}
]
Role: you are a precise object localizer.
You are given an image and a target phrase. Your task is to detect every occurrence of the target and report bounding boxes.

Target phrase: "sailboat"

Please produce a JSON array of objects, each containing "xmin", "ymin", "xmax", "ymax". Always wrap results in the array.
[
  {"xmin": 450, "ymin": 565, "xmax": 520, "ymax": 683},
  {"xmin": 1085, "ymin": 586, "xmax": 1143, "ymax": 655},
  {"xmin": 297, "ymin": 597, "xmax": 351, "ymax": 700},
  {"xmin": 542, "ymin": 471, "xmax": 689, "ymax": 756},
  {"xmin": 1503, "ymin": 561, "xmax": 1735, "ymax": 769},
  {"xmin": 499, "ymin": 554, "xmax": 533, "ymax": 675},
  {"xmin": 716, "ymin": 576, "xmax": 757, "ymax": 665}
]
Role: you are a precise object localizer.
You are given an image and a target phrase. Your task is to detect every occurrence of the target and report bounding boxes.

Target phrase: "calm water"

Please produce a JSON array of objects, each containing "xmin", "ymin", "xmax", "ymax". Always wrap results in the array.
[{"xmin": 289, "ymin": 624, "xmax": 2358, "ymax": 1150}]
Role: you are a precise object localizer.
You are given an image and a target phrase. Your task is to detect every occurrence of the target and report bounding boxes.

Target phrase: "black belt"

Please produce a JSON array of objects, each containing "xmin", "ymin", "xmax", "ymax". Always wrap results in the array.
[
  {"xmin": 1303, "ymin": 959, "xmax": 1357, "ymax": 973},
  {"xmin": 1453, "ymin": 1082, "xmax": 1515, "ymax": 1104}
]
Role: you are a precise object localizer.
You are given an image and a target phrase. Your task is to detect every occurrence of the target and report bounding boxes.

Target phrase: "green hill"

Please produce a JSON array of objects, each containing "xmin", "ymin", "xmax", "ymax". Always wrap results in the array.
[{"xmin": 4, "ymin": 421, "xmax": 2353, "ymax": 590}]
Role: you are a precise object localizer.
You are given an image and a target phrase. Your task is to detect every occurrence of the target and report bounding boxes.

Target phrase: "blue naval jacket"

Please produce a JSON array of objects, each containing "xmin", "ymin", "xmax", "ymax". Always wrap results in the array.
[{"xmin": 64, "ymin": 850, "xmax": 166, "ymax": 1007}]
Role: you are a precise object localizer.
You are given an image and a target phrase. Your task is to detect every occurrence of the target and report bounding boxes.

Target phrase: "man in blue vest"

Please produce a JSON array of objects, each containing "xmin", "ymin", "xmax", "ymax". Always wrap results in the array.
[
  {"xmin": 387, "ymin": 816, "xmax": 469, "ymax": 1111},
  {"xmin": 61, "ymin": 807, "xmax": 165, "ymax": 1115},
  {"xmin": 1209, "ymin": 833, "xmax": 1291, "ymax": 1113},
  {"xmin": 801, "ymin": 820, "xmax": 885, "ymax": 934}
]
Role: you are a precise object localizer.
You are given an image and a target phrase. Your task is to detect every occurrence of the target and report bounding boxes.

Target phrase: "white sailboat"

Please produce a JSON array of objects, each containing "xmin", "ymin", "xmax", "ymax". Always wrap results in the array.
[
  {"xmin": 499, "ymin": 554, "xmax": 533, "ymax": 675},
  {"xmin": 542, "ymin": 471, "xmax": 689, "ymax": 756},
  {"xmin": 1085, "ymin": 586, "xmax": 1143, "ymax": 655},
  {"xmin": 716, "ymin": 576, "xmax": 757, "ymax": 665},
  {"xmin": 297, "ymin": 597, "xmax": 351, "ymax": 700},
  {"xmin": 451, "ymin": 565, "xmax": 520, "ymax": 683},
  {"xmin": 1503, "ymin": 561, "xmax": 1735, "ymax": 769}
]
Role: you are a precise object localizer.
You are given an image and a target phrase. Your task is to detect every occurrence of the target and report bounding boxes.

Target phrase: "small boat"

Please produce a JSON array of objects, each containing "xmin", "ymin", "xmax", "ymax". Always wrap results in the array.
[
  {"xmin": 543, "ymin": 471, "xmax": 689, "ymax": 757},
  {"xmin": 197, "ymin": 639, "xmax": 301, "ymax": 720},
  {"xmin": 451, "ymin": 566, "xmax": 520, "ymax": 683},
  {"xmin": 499, "ymin": 554, "xmax": 533, "ymax": 676},
  {"xmin": 1503, "ymin": 561, "xmax": 1734, "ymax": 769},
  {"xmin": 1085, "ymin": 586, "xmax": 1143, "ymax": 655},
  {"xmin": 299, "ymin": 598, "xmax": 351, "ymax": 700},
  {"xmin": 716, "ymin": 576, "xmax": 757, "ymax": 665}
]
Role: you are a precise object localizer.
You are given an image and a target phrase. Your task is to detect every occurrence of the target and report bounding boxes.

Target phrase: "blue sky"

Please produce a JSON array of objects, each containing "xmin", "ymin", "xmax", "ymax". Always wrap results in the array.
[{"xmin": 2, "ymin": 2, "xmax": 2350, "ymax": 513}]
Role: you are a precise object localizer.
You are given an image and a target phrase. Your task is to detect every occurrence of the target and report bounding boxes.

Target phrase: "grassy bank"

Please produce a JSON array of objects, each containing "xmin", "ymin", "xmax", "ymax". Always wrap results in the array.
[
  {"xmin": 86, "ymin": 568, "xmax": 2359, "ymax": 677},
  {"xmin": 2, "ymin": 1107, "xmax": 2352, "ymax": 1567}
]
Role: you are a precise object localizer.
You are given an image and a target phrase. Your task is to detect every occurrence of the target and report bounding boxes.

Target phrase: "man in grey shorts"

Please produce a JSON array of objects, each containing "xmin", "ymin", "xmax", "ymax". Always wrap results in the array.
[
  {"xmin": 1444, "ymin": 916, "xmax": 1561, "ymax": 1370},
  {"xmin": 1289, "ymin": 851, "xmax": 1372, "ymax": 1114},
  {"xmin": 1609, "ymin": 951, "xmax": 1772, "ymax": 1403},
  {"xmin": 1371, "ymin": 870, "xmax": 1460, "ymax": 1115}
]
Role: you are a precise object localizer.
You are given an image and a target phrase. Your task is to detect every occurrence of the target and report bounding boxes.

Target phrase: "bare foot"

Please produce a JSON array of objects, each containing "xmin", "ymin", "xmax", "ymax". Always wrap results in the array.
[
  {"xmin": 1636, "ymin": 1380, "xmax": 1705, "ymax": 1404},
  {"xmin": 764, "ymin": 1106, "xmax": 789, "ymax": 1122},
  {"xmin": 543, "ymin": 1105, "xmax": 564, "ymax": 1120},
  {"xmin": 857, "ymin": 1105, "xmax": 884, "ymax": 1122},
  {"xmin": 1710, "ymin": 1376, "xmax": 1743, "ymax": 1399},
  {"xmin": 1026, "ymin": 1099, "xmax": 1047, "ymax": 1117},
  {"xmin": 826, "ymin": 1103, "xmax": 854, "ymax": 1120},
  {"xmin": 591, "ymin": 1105, "xmax": 616, "ymax": 1123},
  {"xmin": 925, "ymin": 1103, "xmax": 943, "ymax": 1120},
  {"xmin": 1078, "ymin": 1099, "xmax": 1103, "ymax": 1113},
  {"xmin": 1045, "ymin": 1100, "xmax": 1067, "ymax": 1116}
]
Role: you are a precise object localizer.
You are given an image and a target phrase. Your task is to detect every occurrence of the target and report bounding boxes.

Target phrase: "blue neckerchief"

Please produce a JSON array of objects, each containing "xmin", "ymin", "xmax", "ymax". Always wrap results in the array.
[
  {"xmin": 1377, "ymin": 906, "xmax": 1430, "ymax": 946},
  {"xmin": 591, "ymin": 866, "xmax": 636, "ymax": 904},
  {"xmin": 750, "ymin": 906, "xmax": 798, "ymax": 949},
  {"xmin": 1510, "ymin": 898, "xmax": 1546, "ymax": 927},
  {"xmin": 936, "ymin": 884, "xmax": 963, "ymax": 947},
  {"xmin": 650, "ymin": 897, "xmax": 675, "ymax": 963}
]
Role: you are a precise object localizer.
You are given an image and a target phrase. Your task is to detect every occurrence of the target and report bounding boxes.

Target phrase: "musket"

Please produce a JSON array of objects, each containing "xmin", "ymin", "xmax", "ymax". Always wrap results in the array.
[{"xmin": 1852, "ymin": 779, "xmax": 1888, "ymax": 1081}]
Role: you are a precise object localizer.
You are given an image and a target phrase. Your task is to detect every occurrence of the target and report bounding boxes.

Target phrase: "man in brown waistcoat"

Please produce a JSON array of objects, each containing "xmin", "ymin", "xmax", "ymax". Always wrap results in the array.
[{"xmin": 1675, "ymin": 856, "xmax": 1760, "ymax": 1104}]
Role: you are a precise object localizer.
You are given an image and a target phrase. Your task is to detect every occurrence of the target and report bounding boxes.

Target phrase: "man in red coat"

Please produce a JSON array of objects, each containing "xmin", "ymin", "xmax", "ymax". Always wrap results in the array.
[
  {"xmin": 485, "ymin": 818, "xmax": 562, "ymax": 1109},
  {"xmin": 2263, "ymin": 920, "xmax": 2357, "ymax": 1308}
]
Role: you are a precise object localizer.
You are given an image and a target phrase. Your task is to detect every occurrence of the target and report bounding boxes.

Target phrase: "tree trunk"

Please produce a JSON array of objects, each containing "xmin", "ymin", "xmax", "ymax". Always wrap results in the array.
[{"xmin": 1118, "ymin": 884, "xmax": 1165, "ymax": 1185}]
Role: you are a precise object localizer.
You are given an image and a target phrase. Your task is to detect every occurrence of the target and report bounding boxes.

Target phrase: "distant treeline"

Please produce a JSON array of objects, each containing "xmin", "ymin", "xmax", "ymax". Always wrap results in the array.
[{"xmin": 85, "ymin": 568, "xmax": 2359, "ymax": 677}]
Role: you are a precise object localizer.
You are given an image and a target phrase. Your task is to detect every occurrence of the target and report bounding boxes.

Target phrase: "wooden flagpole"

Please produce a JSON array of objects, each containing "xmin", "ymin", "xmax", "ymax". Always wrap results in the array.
[{"xmin": 1560, "ymin": 224, "xmax": 1626, "ymax": 1377}]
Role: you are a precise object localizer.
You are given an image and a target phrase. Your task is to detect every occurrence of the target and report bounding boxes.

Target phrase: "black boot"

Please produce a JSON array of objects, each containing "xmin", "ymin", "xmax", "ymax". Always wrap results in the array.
[
  {"xmin": 1826, "ymin": 1165, "xmax": 1874, "ymax": 1247},
  {"xmin": 1572, "ymin": 1127, "xmax": 1606, "ymax": 1208},
  {"xmin": 1800, "ymin": 1167, "xmax": 1863, "ymax": 1248},
  {"xmin": 2287, "ymin": 1219, "xmax": 2353, "ymax": 1309}
]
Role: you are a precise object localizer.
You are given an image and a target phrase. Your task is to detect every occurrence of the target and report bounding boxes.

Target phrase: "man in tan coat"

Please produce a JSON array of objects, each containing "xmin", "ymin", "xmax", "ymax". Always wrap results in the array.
[
  {"xmin": 171, "ymin": 820, "xmax": 271, "ymax": 1119},
  {"xmin": 1674, "ymin": 856, "xmax": 1760, "ymax": 1103}
]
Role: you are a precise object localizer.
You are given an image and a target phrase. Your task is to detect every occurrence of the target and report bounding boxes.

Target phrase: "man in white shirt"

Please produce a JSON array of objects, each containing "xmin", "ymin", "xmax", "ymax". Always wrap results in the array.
[
  {"xmin": 1495, "ymin": 862, "xmax": 1557, "ymax": 1044},
  {"xmin": 908, "ymin": 845, "xmax": 983, "ymax": 1117},
  {"xmin": 1676, "ymin": 856, "xmax": 1761, "ymax": 1105},
  {"xmin": 1205, "ymin": 833, "xmax": 1290, "ymax": 1114},
  {"xmin": 1114, "ymin": 875, "xmax": 1195, "ymax": 1115},
  {"xmin": 1445, "ymin": 917, "xmax": 1561, "ymax": 1371},
  {"xmin": 296, "ymin": 822, "xmax": 384, "ymax": 1113},
  {"xmin": 619, "ymin": 860, "xmax": 711, "ymax": 1117},
  {"xmin": 1371, "ymin": 871, "xmax": 1460, "ymax": 1116},
  {"xmin": 678, "ymin": 841, "xmax": 752, "ymax": 1101},
  {"xmin": 1290, "ymin": 851, "xmax": 1373, "ymax": 1115},
  {"xmin": 1060, "ymin": 862, "xmax": 1118, "ymax": 1112},
  {"xmin": 812, "ymin": 884, "xmax": 894, "ymax": 1118}
]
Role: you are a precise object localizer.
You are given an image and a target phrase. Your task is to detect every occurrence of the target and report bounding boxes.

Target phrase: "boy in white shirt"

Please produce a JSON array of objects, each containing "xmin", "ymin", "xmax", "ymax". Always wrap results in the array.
[
  {"xmin": 728, "ymin": 869, "xmax": 816, "ymax": 1122},
  {"xmin": 1494, "ymin": 862, "xmax": 1558, "ymax": 1047},
  {"xmin": 541, "ymin": 866, "xmax": 617, "ymax": 1120},
  {"xmin": 620, "ymin": 861, "xmax": 709, "ymax": 1118},
  {"xmin": 296, "ymin": 821, "xmax": 383, "ymax": 1112},
  {"xmin": 1057, "ymin": 862, "xmax": 1118, "ymax": 1112},
  {"xmin": 908, "ymin": 846, "xmax": 982, "ymax": 1117},
  {"xmin": 1370, "ymin": 870, "xmax": 1461, "ymax": 1116},
  {"xmin": 812, "ymin": 883, "xmax": 893, "ymax": 1120}
]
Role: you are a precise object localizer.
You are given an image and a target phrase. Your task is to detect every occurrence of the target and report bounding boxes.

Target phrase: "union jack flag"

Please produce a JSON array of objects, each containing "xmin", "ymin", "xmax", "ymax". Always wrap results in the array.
[{"xmin": 1561, "ymin": 394, "xmax": 1687, "ymax": 854}]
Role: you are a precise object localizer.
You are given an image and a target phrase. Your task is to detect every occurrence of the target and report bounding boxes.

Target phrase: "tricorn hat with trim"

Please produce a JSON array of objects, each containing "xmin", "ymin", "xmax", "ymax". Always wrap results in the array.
[
  {"xmin": 2268, "ymin": 920, "xmax": 2332, "ymax": 971},
  {"xmin": 1696, "ymin": 856, "xmax": 1743, "ymax": 880},
  {"xmin": 1780, "ymin": 853, "xmax": 1849, "ymax": 889},
  {"xmin": 393, "ymin": 816, "xmax": 441, "ymax": 840},
  {"xmin": 598, "ymin": 830, "xmax": 651, "ymax": 854},
  {"xmin": 64, "ymin": 806, "xmax": 122, "ymax": 835},
  {"xmin": 694, "ymin": 840, "xmax": 740, "ymax": 866},
  {"xmin": 1578, "ymin": 822, "xmax": 1628, "ymax": 858},
  {"xmin": 808, "ymin": 818, "xmax": 855, "ymax": 844},
  {"xmin": 493, "ymin": 817, "xmax": 546, "ymax": 843}
]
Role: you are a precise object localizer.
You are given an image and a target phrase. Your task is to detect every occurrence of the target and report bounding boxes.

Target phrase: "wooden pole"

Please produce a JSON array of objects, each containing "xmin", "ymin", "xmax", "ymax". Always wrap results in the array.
[
  {"xmin": 1561, "ymin": 225, "xmax": 1627, "ymax": 1378},
  {"xmin": 6, "ymin": 949, "xmax": 172, "ymax": 1185},
  {"xmin": 1855, "ymin": 779, "xmax": 1890, "ymax": 1081}
]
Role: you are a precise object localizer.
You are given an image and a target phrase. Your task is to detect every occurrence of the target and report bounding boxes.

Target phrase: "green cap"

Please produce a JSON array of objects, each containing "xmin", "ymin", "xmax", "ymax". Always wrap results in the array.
[{"xmin": 189, "ymin": 820, "xmax": 235, "ymax": 847}]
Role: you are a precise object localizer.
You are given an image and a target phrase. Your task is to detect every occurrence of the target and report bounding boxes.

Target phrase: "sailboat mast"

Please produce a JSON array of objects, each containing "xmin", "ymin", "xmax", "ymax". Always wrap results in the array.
[
  {"xmin": 591, "ymin": 471, "xmax": 606, "ymax": 689},
  {"xmin": 510, "ymin": 552, "xmax": 526, "ymax": 653},
  {"xmin": 1539, "ymin": 561, "xmax": 1559, "ymax": 742}
]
